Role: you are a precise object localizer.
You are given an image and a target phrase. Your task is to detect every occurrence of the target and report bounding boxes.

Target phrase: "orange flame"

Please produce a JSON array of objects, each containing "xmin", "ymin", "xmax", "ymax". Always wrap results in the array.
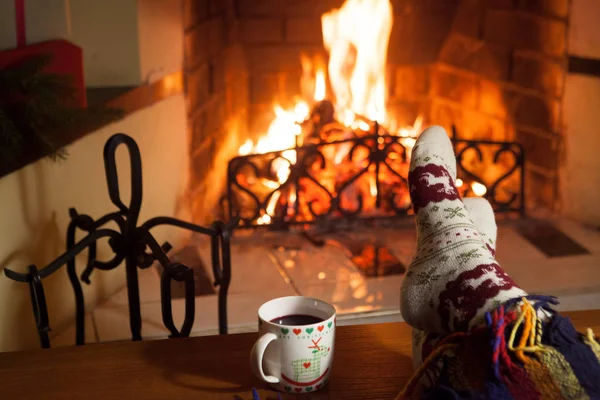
[
  {"xmin": 471, "ymin": 182, "xmax": 487, "ymax": 197},
  {"xmin": 322, "ymin": 0, "xmax": 393, "ymax": 123},
  {"xmin": 237, "ymin": 0, "xmax": 424, "ymax": 225},
  {"xmin": 314, "ymin": 68, "xmax": 327, "ymax": 102}
]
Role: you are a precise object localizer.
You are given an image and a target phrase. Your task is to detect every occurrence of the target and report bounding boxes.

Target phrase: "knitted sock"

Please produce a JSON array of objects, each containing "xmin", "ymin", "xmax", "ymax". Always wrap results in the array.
[
  {"xmin": 464, "ymin": 197, "xmax": 497, "ymax": 257},
  {"xmin": 410, "ymin": 197, "xmax": 498, "ymax": 367},
  {"xmin": 410, "ymin": 195, "xmax": 550, "ymax": 366},
  {"xmin": 400, "ymin": 126, "xmax": 526, "ymax": 334}
]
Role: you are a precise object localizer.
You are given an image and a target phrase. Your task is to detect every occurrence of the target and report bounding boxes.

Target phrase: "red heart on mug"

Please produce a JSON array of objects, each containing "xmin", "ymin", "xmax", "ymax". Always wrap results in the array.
[
  {"xmin": 316, "ymin": 384, "xmax": 322, "ymax": 389},
  {"xmin": 293, "ymin": 329, "xmax": 301, "ymax": 335},
  {"xmin": 317, "ymin": 325, "xmax": 324, "ymax": 332},
  {"xmin": 303, "ymin": 362, "xmax": 311, "ymax": 369},
  {"xmin": 295, "ymin": 387, "xmax": 302, "ymax": 392}
]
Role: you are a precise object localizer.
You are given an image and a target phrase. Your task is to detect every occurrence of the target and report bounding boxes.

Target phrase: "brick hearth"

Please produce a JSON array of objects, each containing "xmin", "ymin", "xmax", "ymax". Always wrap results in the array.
[{"xmin": 183, "ymin": 0, "xmax": 569, "ymax": 222}]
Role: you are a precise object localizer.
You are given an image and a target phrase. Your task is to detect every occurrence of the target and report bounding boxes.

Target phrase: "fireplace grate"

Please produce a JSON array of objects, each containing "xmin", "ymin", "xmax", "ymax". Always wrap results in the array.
[{"xmin": 226, "ymin": 125, "xmax": 525, "ymax": 231}]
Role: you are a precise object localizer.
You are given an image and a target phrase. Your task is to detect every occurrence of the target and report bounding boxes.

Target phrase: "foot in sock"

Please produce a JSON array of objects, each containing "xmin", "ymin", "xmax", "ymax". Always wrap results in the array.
[
  {"xmin": 463, "ymin": 197, "xmax": 497, "ymax": 257},
  {"xmin": 410, "ymin": 197, "xmax": 498, "ymax": 366},
  {"xmin": 400, "ymin": 126, "xmax": 526, "ymax": 334}
]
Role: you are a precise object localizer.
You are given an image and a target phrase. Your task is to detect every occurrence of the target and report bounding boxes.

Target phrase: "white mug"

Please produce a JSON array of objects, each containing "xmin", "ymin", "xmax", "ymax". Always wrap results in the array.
[{"xmin": 250, "ymin": 296, "xmax": 336, "ymax": 393}]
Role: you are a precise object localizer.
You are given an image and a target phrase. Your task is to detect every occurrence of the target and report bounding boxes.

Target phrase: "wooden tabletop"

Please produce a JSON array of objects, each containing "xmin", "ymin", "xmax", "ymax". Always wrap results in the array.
[{"xmin": 1, "ymin": 310, "xmax": 600, "ymax": 400}]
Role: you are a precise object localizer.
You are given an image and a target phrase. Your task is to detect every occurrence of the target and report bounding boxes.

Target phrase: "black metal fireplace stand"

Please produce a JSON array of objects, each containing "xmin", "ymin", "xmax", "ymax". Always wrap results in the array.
[
  {"xmin": 4, "ymin": 133, "xmax": 236, "ymax": 349},
  {"xmin": 226, "ymin": 123, "xmax": 526, "ymax": 230}
]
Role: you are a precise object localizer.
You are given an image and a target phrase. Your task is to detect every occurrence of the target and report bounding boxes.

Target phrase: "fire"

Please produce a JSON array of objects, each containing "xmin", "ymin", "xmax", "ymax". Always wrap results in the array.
[
  {"xmin": 456, "ymin": 178, "xmax": 487, "ymax": 197},
  {"xmin": 471, "ymin": 182, "xmax": 487, "ymax": 197},
  {"xmin": 238, "ymin": 0, "xmax": 401, "ymax": 161},
  {"xmin": 238, "ymin": 104, "xmax": 308, "ymax": 158},
  {"xmin": 235, "ymin": 0, "xmax": 429, "ymax": 225},
  {"xmin": 322, "ymin": 0, "xmax": 393, "ymax": 123},
  {"xmin": 314, "ymin": 69, "xmax": 326, "ymax": 102}
]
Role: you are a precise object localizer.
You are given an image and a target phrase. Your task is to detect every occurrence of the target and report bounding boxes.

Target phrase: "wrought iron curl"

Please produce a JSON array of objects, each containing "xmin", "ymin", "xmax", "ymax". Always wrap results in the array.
[
  {"xmin": 488, "ymin": 143, "xmax": 524, "ymax": 213},
  {"xmin": 453, "ymin": 138, "xmax": 525, "ymax": 215},
  {"xmin": 227, "ymin": 156, "xmax": 263, "ymax": 224},
  {"xmin": 228, "ymin": 126, "xmax": 526, "ymax": 229},
  {"xmin": 383, "ymin": 140, "xmax": 413, "ymax": 214},
  {"xmin": 298, "ymin": 146, "xmax": 335, "ymax": 220},
  {"xmin": 455, "ymin": 143, "xmax": 486, "ymax": 189},
  {"xmin": 4, "ymin": 133, "xmax": 235, "ymax": 348}
]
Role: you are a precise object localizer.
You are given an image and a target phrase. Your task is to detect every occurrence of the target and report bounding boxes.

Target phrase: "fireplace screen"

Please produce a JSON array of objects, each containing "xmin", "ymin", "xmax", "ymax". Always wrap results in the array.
[{"xmin": 226, "ymin": 119, "xmax": 525, "ymax": 230}]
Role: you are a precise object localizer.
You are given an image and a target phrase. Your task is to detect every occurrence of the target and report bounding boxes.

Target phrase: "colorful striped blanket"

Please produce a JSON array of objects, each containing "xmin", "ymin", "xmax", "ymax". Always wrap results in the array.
[{"xmin": 397, "ymin": 296, "xmax": 600, "ymax": 399}]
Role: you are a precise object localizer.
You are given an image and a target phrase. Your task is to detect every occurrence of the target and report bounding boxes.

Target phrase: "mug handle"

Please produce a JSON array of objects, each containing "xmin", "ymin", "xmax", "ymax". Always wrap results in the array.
[{"xmin": 250, "ymin": 332, "xmax": 279, "ymax": 383}]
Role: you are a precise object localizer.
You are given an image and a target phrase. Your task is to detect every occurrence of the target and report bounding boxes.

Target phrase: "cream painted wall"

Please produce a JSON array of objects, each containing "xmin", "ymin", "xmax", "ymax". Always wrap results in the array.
[
  {"xmin": 69, "ymin": 0, "xmax": 184, "ymax": 86},
  {"xmin": 569, "ymin": 0, "xmax": 600, "ymax": 58},
  {"xmin": 561, "ymin": 0, "xmax": 600, "ymax": 226},
  {"xmin": 0, "ymin": 94, "xmax": 190, "ymax": 352},
  {"xmin": 0, "ymin": 0, "xmax": 17, "ymax": 50},
  {"xmin": 0, "ymin": 0, "xmax": 184, "ymax": 86},
  {"xmin": 137, "ymin": 0, "xmax": 184, "ymax": 83},
  {"xmin": 0, "ymin": 0, "xmax": 70, "ymax": 49},
  {"xmin": 69, "ymin": 0, "xmax": 142, "ymax": 86},
  {"xmin": 562, "ymin": 76, "xmax": 600, "ymax": 226},
  {"xmin": 24, "ymin": 0, "xmax": 71, "ymax": 44}
]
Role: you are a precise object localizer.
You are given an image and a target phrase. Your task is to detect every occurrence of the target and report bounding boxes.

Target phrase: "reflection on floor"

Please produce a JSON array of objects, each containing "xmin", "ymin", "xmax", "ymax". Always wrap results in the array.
[{"xmin": 50, "ymin": 217, "xmax": 600, "ymax": 347}]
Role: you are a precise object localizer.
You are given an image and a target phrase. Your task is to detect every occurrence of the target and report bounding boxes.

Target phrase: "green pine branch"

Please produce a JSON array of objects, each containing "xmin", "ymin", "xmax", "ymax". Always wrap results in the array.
[{"xmin": 0, "ymin": 53, "xmax": 123, "ymax": 164}]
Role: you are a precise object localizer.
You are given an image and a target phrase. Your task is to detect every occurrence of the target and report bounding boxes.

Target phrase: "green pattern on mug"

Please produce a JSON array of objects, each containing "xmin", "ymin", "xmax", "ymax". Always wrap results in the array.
[
  {"xmin": 306, "ymin": 386, "xmax": 313, "ymax": 392},
  {"xmin": 284, "ymin": 386, "xmax": 292, "ymax": 392},
  {"xmin": 306, "ymin": 327, "xmax": 314, "ymax": 334},
  {"xmin": 292, "ymin": 346, "xmax": 329, "ymax": 382},
  {"xmin": 281, "ymin": 328, "xmax": 289, "ymax": 335},
  {"xmin": 327, "ymin": 321, "xmax": 333, "ymax": 328}
]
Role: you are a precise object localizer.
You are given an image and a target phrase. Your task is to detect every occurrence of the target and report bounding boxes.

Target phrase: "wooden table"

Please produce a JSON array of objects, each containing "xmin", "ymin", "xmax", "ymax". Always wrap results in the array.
[{"xmin": 1, "ymin": 310, "xmax": 599, "ymax": 400}]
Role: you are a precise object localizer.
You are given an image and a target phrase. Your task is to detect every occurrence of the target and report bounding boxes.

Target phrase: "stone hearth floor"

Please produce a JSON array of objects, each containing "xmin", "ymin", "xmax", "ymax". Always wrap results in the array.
[{"xmin": 51, "ymin": 217, "xmax": 600, "ymax": 347}]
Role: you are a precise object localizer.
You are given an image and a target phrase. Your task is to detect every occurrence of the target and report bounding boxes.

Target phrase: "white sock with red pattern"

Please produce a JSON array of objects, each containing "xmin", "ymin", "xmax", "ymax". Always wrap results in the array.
[
  {"xmin": 400, "ymin": 126, "xmax": 526, "ymax": 334},
  {"xmin": 464, "ymin": 197, "xmax": 497, "ymax": 257},
  {"xmin": 410, "ymin": 197, "xmax": 498, "ymax": 366}
]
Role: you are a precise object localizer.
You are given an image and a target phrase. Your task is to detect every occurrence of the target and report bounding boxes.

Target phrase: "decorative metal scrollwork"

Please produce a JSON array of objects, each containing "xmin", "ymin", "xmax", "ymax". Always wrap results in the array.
[
  {"xmin": 451, "ymin": 126, "xmax": 525, "ymax": 216},
  {"xmin": 227, "ymin": 125, "xmax": 525, "ymax": 230},
  {"xmin": 4, "ymin": 133, "xmax": 236, "ymax": 348}
]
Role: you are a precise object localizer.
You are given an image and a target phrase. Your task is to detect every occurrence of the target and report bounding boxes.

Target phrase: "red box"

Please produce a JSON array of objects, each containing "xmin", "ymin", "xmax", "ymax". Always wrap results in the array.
[{"xmin": 0, "ymin": 39, "xmax": 87, "ymax": 107}]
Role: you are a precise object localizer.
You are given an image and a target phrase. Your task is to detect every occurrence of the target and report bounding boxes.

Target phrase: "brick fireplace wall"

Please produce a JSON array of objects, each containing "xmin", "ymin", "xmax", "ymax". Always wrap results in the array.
[
  {"xmin": 183, "ymin": 0, "xmax": 569, "ymax": 221},
  {"xmin": 429, "ymin": 0, "xmax": 569, "ymax": 210},
  {"xmin": 183, "ymin": 0, "xmax": 249, "ymax": 223},
  {"xmin": 236, "ymin": 0, "xmax": 341, "ymax": 139}
]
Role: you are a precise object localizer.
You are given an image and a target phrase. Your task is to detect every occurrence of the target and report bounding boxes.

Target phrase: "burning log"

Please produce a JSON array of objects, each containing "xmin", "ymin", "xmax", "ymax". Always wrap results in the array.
[
  {"xmin": 305, "ymin": 100, "xmax": 336, "ymax": 141},
  {"xmin": 237, "ymin": 94, "xmax": 418, "ymax": 225}
]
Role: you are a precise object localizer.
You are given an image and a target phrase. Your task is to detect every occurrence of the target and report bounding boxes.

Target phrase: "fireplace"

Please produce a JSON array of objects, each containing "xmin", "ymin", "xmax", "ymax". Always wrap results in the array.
[{"xmin": 182, "ymin": 0, "xmax": 566, "ymax": 227}]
